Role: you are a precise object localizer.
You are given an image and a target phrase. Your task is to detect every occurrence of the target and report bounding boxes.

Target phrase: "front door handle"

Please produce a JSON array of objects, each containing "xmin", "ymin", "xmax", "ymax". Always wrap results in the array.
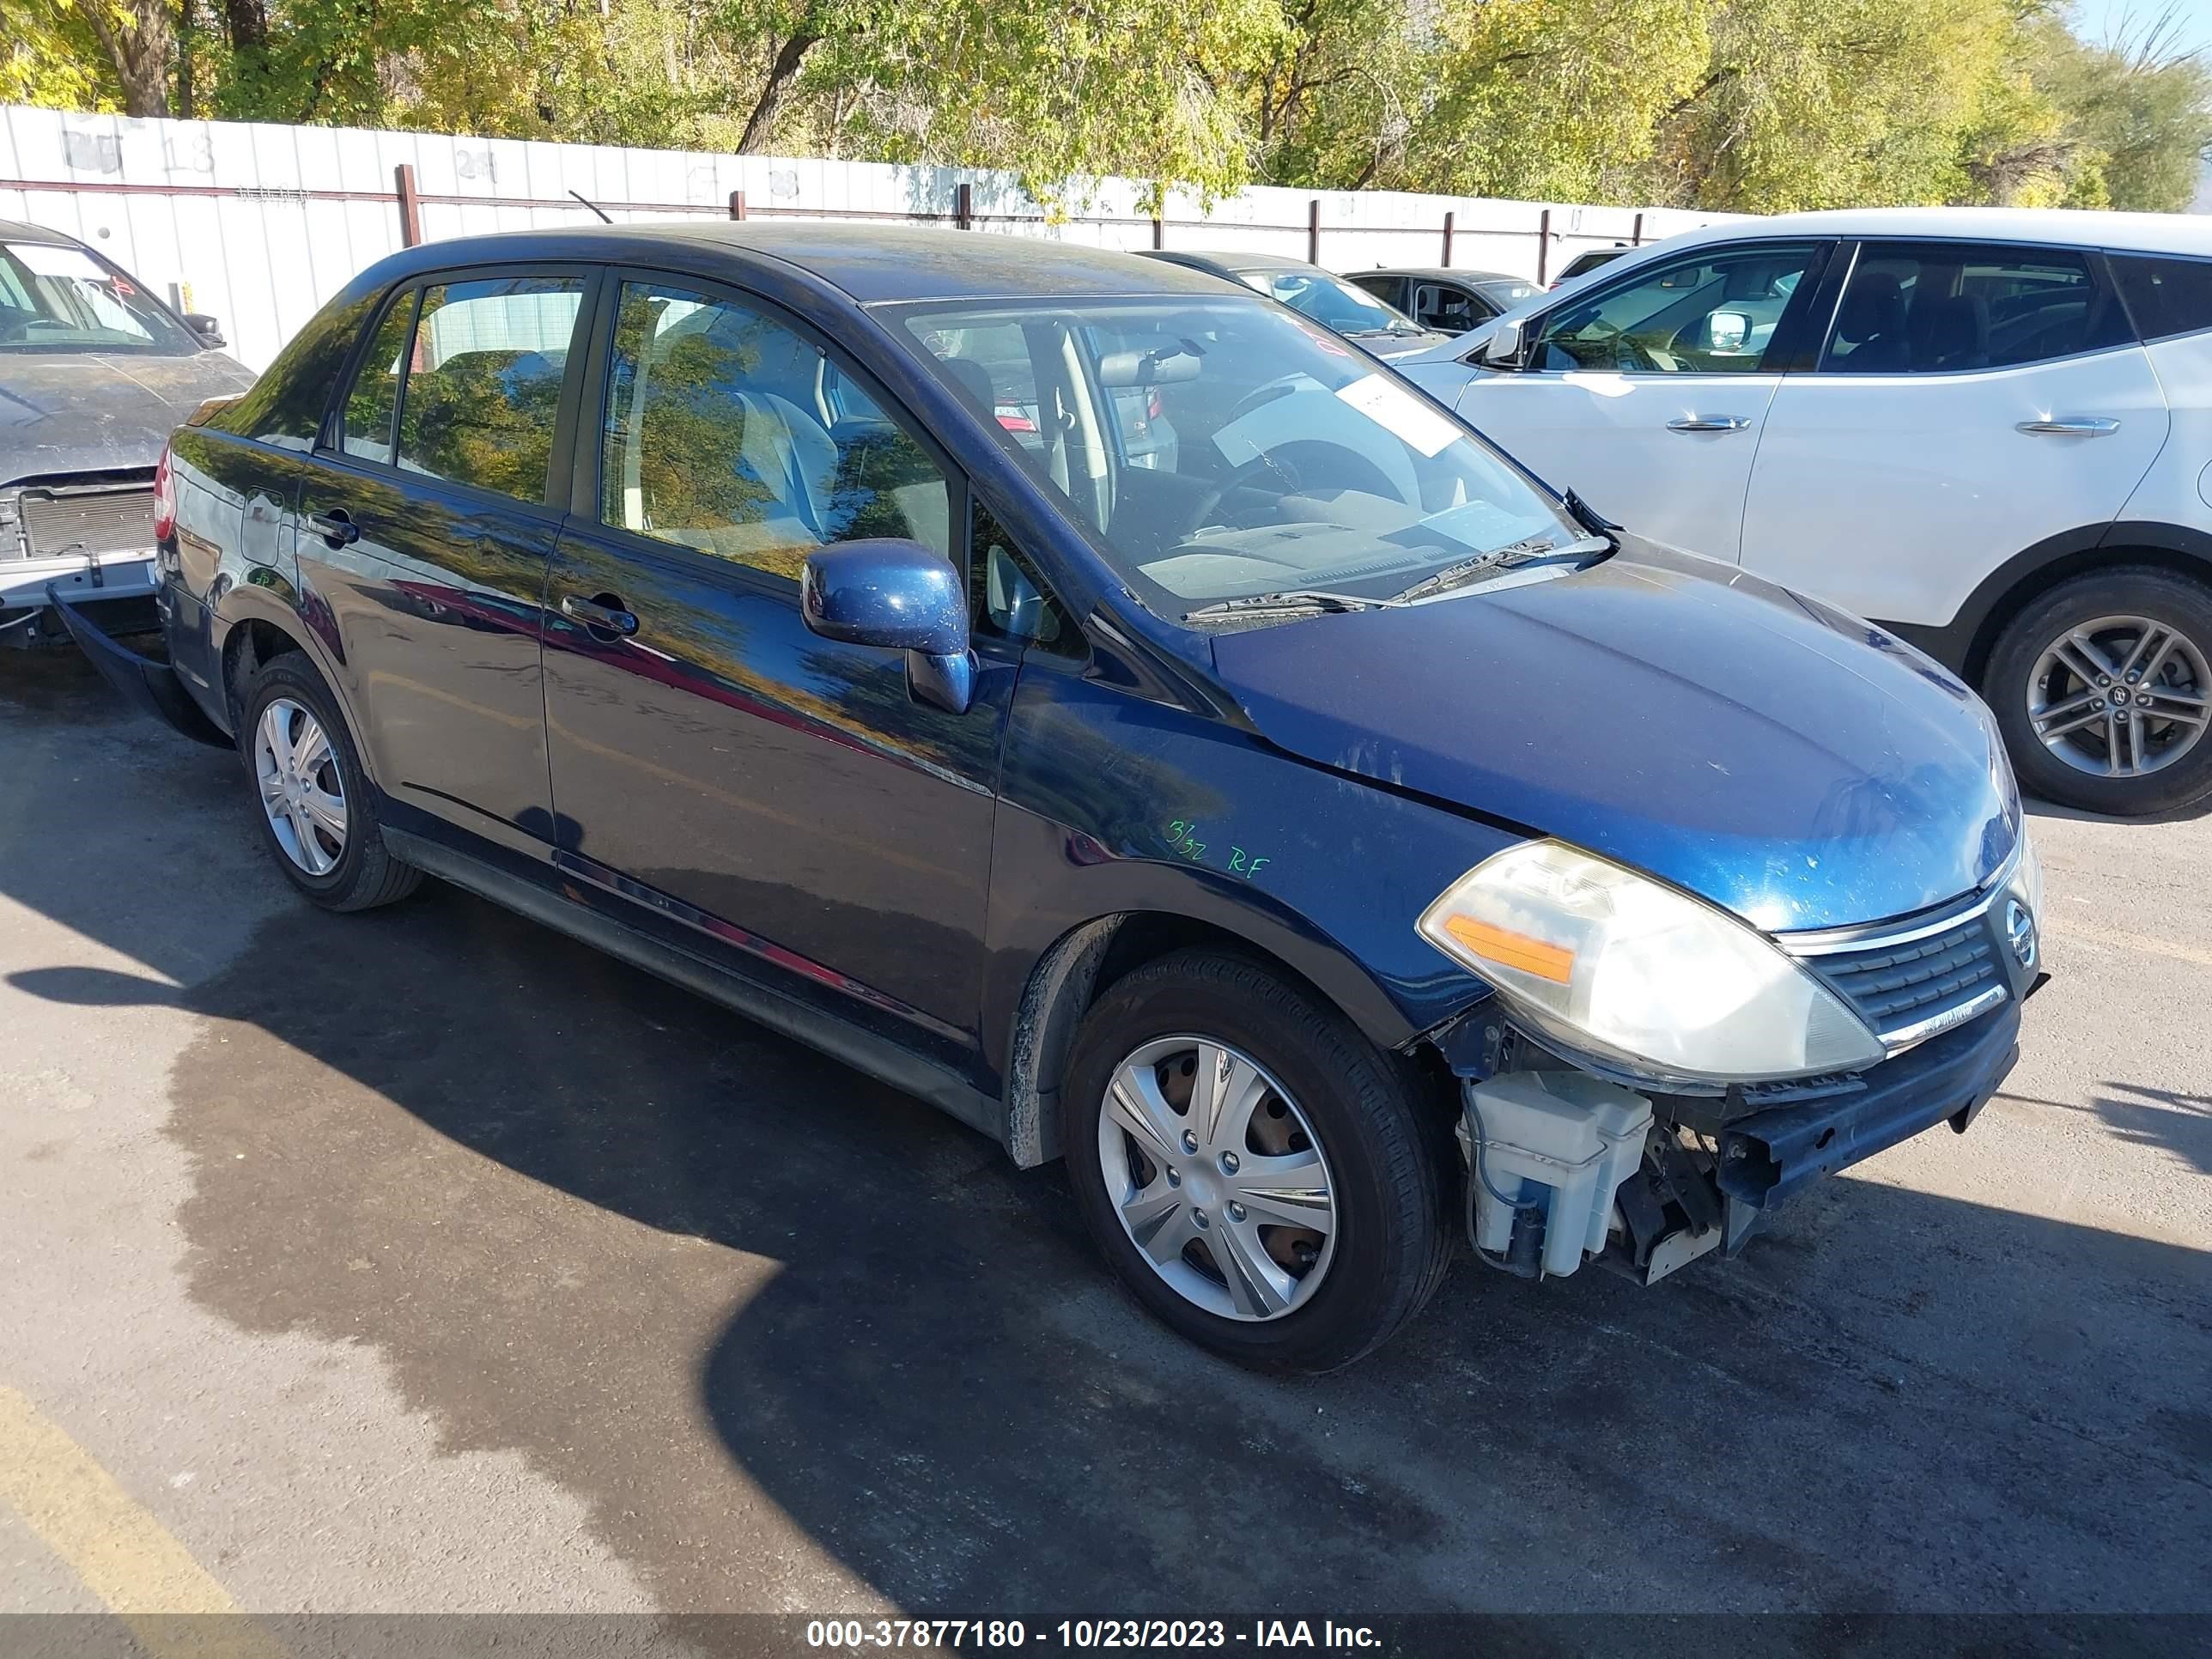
[
  {"xmin": 1666, "ymin": 415, "xmax": 1753, "ymax": 433},
  {"xmin": 307, "ymin": 508, "xmax": 359, "ymax": 546},
  {"xmin": 561, "ymin": 592, "xmax": 639, "ymax": 637},
  {"xmin": 2017, "ymin": 416, "xmax": 2121, "ymax": 436}
]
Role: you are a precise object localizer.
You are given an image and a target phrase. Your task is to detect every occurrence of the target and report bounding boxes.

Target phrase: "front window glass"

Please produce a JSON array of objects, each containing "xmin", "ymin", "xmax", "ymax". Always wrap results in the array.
[
  {"xmin": 1240, "ymin": 270, "xmax": 1426, "ymax": 338},
  {"xmin": 902, "ymin": 297, "xmax": 1576, "ymax": 617},
  {"xmin": 1534, "ymin": 243, "xmax": 1817, "ymax": 373},
  {"xmin": 599, "ymin": 281, "xmax": 951, "ymax": 581},
  {"xmin": 0, "ymin": 240, "xmax": 200, "ymax": 356},
  {"xmin": 394, "ymin": 276, "xmax": 584, "ymax": 501}
]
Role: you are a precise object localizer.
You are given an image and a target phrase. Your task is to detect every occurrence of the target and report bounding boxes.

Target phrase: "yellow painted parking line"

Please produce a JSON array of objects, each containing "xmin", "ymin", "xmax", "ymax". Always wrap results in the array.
[{"xmin": 0, "ymin": 1386, "xmax": 285, "ymax": 1659}]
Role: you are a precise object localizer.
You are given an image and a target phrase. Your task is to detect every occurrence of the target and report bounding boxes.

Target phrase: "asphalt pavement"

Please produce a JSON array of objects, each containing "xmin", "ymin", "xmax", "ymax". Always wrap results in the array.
[{"xmin": 0, "ymin": 646, "xmax": 2205, "ymax": 1649}]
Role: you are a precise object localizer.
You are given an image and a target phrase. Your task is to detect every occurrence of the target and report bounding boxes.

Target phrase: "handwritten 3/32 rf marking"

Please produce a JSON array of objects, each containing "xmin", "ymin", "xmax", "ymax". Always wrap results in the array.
[{"xmin": 1164, "ymin": 821, "xmax": 1272, "ymax": 879}]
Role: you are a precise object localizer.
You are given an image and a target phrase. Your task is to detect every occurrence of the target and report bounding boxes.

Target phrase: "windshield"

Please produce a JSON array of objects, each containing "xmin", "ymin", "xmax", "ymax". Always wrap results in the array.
[
  {"xmin": 0, "ymin": 240, "xmax": 201, "ymax": 356},
  {"xmin": 1236, "ymin": 270, "xmax": 1423, "ymax": 337},
  {"xmin": 899, "ymin": 297, "xmax": 1576, "ymax": 616}
]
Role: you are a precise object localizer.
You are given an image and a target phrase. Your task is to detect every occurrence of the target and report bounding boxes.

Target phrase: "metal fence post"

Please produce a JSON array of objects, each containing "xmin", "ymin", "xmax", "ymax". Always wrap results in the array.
[
  {"xmin": 1632, "ymin": 210, "xmax": 1644, "ymax": 246},
  {"xmin": 1535, "ymin": 206, "xmax": 1551, "ymax": 285},
  {"xmin": 956, "ymin": 181, "xmax": 973, "ymax": 230},
  {"xmin": 394, "ymin": 162, "xmax": 422, "ymax": 247},
  {"xmin": 729, "ymin": 189, "xmax": 747, "ymax": 220},
  {"xmin": 1307, "ymin": 198, "xmax": 1321, "ymax": 264},
  {"xmin": 1152, "ymin": 215, "xmax": 1164, "ymax": 250},
  {"xmin": 1441, "ymin": 211, "xmax": 1455, "ymax": 268}
]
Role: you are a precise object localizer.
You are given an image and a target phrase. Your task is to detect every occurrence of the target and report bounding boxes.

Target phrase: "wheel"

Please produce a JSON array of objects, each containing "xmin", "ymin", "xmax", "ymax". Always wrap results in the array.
[
  {"xmin": 1060, "ymin": 948, "xmax": 1452, "ymax": 1373},
  {"xmin": 1984, "ymin": 567, "xmax": 2212, "ymax": 817},
  {"xmin": 240, "ymin": 652, "xmax": 420, "ymax": 911}
]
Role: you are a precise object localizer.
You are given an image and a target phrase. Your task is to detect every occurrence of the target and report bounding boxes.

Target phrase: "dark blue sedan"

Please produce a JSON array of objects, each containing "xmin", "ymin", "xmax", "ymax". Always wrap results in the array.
[{"xmin": 67, "ymin": 225, "xmax": 2044, "ymax": 1370}]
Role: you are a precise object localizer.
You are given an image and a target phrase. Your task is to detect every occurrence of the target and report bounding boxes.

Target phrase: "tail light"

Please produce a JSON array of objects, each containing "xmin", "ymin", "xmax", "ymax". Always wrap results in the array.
[{"xmin": 150, "ymin": 443, "xmax": 176, "ymax": 543}]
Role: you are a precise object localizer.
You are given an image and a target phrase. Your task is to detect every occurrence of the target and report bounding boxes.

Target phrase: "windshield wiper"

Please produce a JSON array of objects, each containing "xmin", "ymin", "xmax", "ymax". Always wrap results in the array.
[
  {"xmin": 1388, "ymin": 535, "xmax": 1613, "ymax": 605},
  {"xmin": 1182, "ymin": 588, "xmax": 1389, "ymax": 621}
]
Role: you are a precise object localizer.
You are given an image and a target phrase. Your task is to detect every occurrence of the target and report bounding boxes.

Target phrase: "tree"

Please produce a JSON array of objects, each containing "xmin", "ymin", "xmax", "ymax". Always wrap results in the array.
[{"xmin": 75, "ymin": 0, "xmax": 175, "ymax": 115}]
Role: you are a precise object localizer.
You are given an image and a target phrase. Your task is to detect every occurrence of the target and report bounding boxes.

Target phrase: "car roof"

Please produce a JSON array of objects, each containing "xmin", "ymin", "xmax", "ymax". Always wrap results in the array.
[
  {"xmin": 1364, "ymin": 266, "xmax": 1526, "ymax": 285},
  {"xmin": 1145, "ymin": 248, "xmax": 1324, "ymax": 275},
  {"xmin": 366, "ymin": 222, "xmax": 1242, "ymax": 305},
  {"xmin": 0, "ymin": 219, "xmax": 82, "ymax": 246},
  {"xmin": 1662, "ymin": 205, "xmax": 2212, "ymax": 258}
]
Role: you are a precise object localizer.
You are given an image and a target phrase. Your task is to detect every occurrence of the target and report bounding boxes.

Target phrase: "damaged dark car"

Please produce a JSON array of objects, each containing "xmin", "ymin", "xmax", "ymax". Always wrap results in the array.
[{"xmin": 62, "ymin": 225, "xmax": 2045, "ymax": 1371}]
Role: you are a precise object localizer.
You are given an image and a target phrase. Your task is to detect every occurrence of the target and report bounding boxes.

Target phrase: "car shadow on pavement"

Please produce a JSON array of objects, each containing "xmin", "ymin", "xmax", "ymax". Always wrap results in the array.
[{"xmin": 3, "ymin": 653, "xmax": 2209, "ymax": 1618}]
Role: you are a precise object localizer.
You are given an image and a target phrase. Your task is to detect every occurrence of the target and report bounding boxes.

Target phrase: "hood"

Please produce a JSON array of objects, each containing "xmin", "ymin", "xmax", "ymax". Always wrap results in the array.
[
  {"xmin": 1207, "ymin": 544, "xmax": 2020, "ymax": 934},
  {"xmin": 0, "ymin": 351, "xmax": 254, "ymax": 483},
  {"xmin": 1358, "ymin": 328, "xmax": 1457, "ymax": 362}
]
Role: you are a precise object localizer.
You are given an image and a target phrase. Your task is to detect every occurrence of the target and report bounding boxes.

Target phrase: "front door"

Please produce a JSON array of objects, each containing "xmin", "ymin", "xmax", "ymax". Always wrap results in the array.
[
  {"xmin": 1741, "ymin": 240, "xmax": 2168, "ymax": 630},
  {"xmin": 539, "ymin": 275, "xmax": 1017, "ymax": 1061},
  {"xmin": 295, "ymin": 270, "xmax": 588, "ymax": 855},
  {"xmin": 1452, "ymin": 240, "xmax": 1828, "ymax": 558}
]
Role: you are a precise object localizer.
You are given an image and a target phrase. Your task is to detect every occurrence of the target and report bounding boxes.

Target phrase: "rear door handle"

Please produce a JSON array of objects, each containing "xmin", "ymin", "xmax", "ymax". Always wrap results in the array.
[
  {"xmin": 561, "ymin": 592, "xmax": 639, "ymax": 637},
  {"xmin": 1665, "ymin": 415, "xmax": 1752, "ymax": 433},
  {"xmin": 307, "ymin": 508, "xmax": 359, "ymax": 546},
  {"xmin": 2017, "ymin": 416, "xmax": 2120, "ymax": 436}
]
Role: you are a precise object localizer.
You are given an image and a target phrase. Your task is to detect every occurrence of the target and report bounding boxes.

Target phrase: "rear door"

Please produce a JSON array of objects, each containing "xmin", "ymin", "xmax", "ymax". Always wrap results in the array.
[
  {"xmin": 1741, "ymin": 240, "xmax": 2166, "ymax": 629},
  {"xmin": 295, "ymin": 267, "xmax": 591, "ymax": 854},
  {"xmin": 1452, "ymin": 240, "xmax": 1830, "ymax": 558}
]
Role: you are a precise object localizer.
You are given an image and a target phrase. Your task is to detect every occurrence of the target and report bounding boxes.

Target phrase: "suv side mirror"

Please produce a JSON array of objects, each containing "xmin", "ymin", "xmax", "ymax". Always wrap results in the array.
[
  {"xmin": 1481, "ymin": 318, "xmax": 1526, "ymax": 367},
  {"xmin": 801, "ymin": 538, "xmax": 976, "ymax": 714},
  {"xmin": 184, "ymin": 313, "xmax": 226, "ymax": 349}
]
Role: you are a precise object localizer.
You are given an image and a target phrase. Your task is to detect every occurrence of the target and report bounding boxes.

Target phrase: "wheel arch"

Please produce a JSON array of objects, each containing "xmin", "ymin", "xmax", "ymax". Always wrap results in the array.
[
  {"xmin": 1000, "ymin": 908, "xmax": 1456, "ymax": 1169},
  {"xmin": 210, "ymin": 584, "xmax": 381, "ymax": 787},
  {"xmin": 1892, "ymin": 521, "xmax": 2212, "ymax": 686}
]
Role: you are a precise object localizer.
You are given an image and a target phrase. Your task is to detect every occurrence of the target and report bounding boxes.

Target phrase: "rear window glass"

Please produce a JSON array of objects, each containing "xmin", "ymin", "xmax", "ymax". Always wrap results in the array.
[
  {"xmin": 392, "ymin": 276, "xmax": 584, "ymax": 502},
  {"xmin": 216, "ymin": 289, "xmax": 378, "ymax": 452},
  {"xmin": 1823, "ymin": 243, "xmax": 2130, "ymax": 374},
  {"xmin": 2110, "ymin": 254, "xmax": 2212, "ymax": 342}
]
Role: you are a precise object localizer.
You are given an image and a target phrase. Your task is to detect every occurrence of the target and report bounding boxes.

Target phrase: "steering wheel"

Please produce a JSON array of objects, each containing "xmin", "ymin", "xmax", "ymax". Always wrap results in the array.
[
  {"xmin": 1567, "ymin": 317, "xmax": 1657, "ymax": 372},
  {"xmin": 1182, "ymin": 451, "xmax": 1304, "ymax": 538}
]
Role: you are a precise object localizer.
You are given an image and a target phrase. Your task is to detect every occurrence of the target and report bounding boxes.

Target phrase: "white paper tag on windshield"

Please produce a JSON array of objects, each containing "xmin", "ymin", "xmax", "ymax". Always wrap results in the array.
[
  {"xmin": 9, "ymin": 240, "xmax": 107, "ymax": 281},
  {"xmin": 1334, "ymin": 373, "xmax": 1461, "ymax": 458}
]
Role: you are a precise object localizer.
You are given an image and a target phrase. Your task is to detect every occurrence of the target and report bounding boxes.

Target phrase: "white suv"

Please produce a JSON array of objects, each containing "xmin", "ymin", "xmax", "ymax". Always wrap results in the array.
[{"xmin": 1396, "ymin": 208, "xmax": 2212, "ymax": 818}]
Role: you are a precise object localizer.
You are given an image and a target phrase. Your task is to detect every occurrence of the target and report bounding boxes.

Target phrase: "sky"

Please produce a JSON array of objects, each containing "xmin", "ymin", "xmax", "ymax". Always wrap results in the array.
[{"xmin": 2067, "ymin": 0, "xmax": 2212, "ymax": 58}]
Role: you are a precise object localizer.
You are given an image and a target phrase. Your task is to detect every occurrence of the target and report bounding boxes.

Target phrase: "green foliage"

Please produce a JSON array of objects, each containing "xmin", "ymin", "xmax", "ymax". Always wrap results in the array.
[{"xmin": 8, "ymin": 0, "xmax": 2209, "ymax": 215}]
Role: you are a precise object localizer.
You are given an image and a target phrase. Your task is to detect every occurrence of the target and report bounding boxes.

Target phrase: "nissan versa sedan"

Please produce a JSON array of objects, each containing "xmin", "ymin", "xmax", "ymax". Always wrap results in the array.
[{"xmin": 64, "ymin": 226, "xmax": 2045, "ymax": 1371}]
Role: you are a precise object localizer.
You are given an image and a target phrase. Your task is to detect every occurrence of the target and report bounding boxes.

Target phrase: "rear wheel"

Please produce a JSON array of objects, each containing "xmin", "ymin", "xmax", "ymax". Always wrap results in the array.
[
  {"xmin": 240, "ymin": 653, "xmax": 420, "ymax": 911},
  {"xmin": 1060, "ymin": 949, "xmax": 1451, "ymax": 1373},
  {"xmin": 1984, "ymin": 567, "xmax": 2212, "ymax": 817}
]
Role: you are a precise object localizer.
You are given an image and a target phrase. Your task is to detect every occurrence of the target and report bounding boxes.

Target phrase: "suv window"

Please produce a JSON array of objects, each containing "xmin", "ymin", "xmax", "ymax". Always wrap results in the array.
[
  {"xmin": 2109, "ymin": 253, "xmax": 2212, "ymax": 342},
  {"xmin": 1348, "ymin": 274, "xmax": 1407, "ymax": 312},
  {"xmin": 599, "ymin": 280, "xmax": 951, "ymax": 582},
  {"xmin": 388, "ymin": 276, "xmax": 583, "ymax": 501},
  {"xmin": 1822, "ymin": 242, "xmax": 2130, "ymax": 374},
  {"xmin": 1412, "ymin": 282, "xmax": 1481, "ymax": 333},
  {"xmin": 1532, "ymin": 243, "xmax": 1817, "ymax": 373}
]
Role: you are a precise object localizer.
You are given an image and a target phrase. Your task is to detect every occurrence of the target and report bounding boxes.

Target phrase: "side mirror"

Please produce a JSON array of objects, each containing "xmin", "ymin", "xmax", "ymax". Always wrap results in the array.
[
  {"xmin": 1481, "ymin": 318, "xmax": 1525, "ymax": 366},
  {"xmin": 1707, "ymin": 310, "xmax": 1750, "ymax": 353},
  {"xmin": 184, "ymin": 313, "xmax": 226, "ymax": 349},
  {"xmin": 801, "ymin": 538, "xmax": 975, "ymax": 714}
]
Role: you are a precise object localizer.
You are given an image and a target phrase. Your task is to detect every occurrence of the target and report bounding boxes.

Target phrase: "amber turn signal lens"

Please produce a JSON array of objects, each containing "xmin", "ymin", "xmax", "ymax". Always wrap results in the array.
[{"xmin": 1441, "ymin": 915, "xmax": 1575, "ymax": 983}]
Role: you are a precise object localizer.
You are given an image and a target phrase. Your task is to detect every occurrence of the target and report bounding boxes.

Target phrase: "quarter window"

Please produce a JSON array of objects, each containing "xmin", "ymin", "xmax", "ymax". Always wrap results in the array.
[
  {"xmin": 341, "ymin": 291, "xmax": 418, "ymax": 463},
  {"xmin": 390, "ymin": 276, "xmax": 585, "ymax": 501},
  {"xmin": 1821, "ymin": 243, "xmax": 2130, "ymax": 374},
  {"xmin": 1531, "ymin": 243, "xmax": 1818, "ymax": 373},
  {"xmin": 599, "ymin": 281, "xmax": 951, "ymax": 581},
  {"xmin": 2109, "ymin": 253, "xmax": 2212, "ymax": 342}
]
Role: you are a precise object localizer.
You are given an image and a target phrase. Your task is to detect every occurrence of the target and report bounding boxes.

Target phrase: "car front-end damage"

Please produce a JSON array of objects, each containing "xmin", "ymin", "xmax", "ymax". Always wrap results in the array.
[{"xmin": 1421, "ymin": 839, "xmax": 2047, "ymax": 1286}]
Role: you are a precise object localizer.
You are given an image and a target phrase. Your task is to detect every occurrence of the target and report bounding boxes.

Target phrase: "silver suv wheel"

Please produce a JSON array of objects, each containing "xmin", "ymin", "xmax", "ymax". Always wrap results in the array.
[{"xmin": 2027, "ymin": 614, "xmax": 2210, "ymax": 779}]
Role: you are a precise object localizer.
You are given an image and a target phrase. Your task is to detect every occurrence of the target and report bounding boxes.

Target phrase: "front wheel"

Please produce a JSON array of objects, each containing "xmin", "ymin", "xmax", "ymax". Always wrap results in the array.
[
  {"xmin": 1984, "ymin": 567, "xmax": 2212, "ymax": 817},
  {"xmin": 1060, "ymin": 949, "xmax": 1452, "ymax": 1373}
]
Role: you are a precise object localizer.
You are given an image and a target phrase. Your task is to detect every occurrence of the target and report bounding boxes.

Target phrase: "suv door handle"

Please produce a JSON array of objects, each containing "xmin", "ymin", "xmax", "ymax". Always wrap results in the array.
[
  {"xmin": 307, "ymin": 509, "xmax": 359, "ymax": 546},
  {"xmin": 2017, "ymin": 416, "xmax": 2121, "ymax": 436},
  {"xmin": 561, "ymin": 592, "xmax": 639, "ymax": 637},
  {"xmin": 1665, "ymin": 415, "xmax": 1752, "ymax": 433}
]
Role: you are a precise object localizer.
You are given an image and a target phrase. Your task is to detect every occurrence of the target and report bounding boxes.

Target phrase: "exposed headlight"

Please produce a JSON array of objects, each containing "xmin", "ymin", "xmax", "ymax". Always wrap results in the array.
[{"xmin": 1417, "ymin": 840, "xmax": 1887, "ymax": 1085}]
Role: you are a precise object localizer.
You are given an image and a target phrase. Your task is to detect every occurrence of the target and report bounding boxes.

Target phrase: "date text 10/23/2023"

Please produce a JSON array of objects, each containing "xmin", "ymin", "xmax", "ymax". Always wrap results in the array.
[{"xmin": 804, "ymin": 1620, "xmax": 1382, "ymax": 1649}]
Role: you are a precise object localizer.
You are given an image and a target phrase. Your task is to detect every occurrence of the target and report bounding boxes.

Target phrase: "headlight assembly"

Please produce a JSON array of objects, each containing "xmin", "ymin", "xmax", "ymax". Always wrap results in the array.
[{"xmin": 1417, "ymin": 840, "xmax": 1887, "ymax": 1085}]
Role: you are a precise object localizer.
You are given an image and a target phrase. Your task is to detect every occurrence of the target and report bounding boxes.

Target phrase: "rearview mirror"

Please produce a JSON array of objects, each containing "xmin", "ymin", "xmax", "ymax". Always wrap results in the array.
[
  {"xmin": 801, "ymin": 538, "xmax": 975, "ymax": 714},
  {"xmin": 185, "ymin": 313, "xmax": 226, "ymax": 349},
  {"xmin": 1481, "ymin": 318, "xmax": 1524, "ymax": 366}
]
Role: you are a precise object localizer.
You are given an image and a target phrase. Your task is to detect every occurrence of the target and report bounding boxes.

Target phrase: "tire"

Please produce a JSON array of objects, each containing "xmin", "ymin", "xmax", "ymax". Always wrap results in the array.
[
  {"xmin": 1984, "ymin": 566, "xmax": 2212, "ymax": 818},
  {"xmin": 238, "ymin": 651, "xmax": 421, "ymax": 911},
  {"xmin": 1060, "ymin": 948, "xmax": 1452, "ymax": 1373}
]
